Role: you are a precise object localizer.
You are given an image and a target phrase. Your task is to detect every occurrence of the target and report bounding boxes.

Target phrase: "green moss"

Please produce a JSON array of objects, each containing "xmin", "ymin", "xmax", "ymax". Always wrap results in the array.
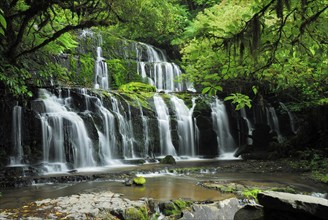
[
  {"xmin": 173, "ymin": 199, "xmax": 192, "ymax": 210},
  {"xmin": 270, "ymin": 186, "xmax": 296, "ymax": 194},
  {"xmin": 123, "ymin": 206, "xmax": 148, "ymax": 220},
  {"xmin": 133, "ymin": 176, "xmax": 146, "ymax": 185},
  {"xmin": 118, "ymin": 82, "xmax": 156, "ymax": 93},
  {"xmin": 160, "ymin": 199, "xmax": 192, "ymax": 217},
  {"xmin": 242, "ymin": 188, "xmax": 262, "ymax": 201}
]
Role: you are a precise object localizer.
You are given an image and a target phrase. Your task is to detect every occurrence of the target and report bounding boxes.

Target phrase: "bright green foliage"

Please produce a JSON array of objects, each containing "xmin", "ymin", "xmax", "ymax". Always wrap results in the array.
[
  {"xmin": 107, "ymin": 59, "xmax": 140, "ymax": 88},
  {"xmin": 224, "ymin": 93, "xmax": 252, "ymax": 110},
  {"xmin": 108, "ymin": 0, "xmax": 189, "ymax": 45},
  {"xmin": 0, "ymin": 9, "xmax": 6, "ymax": 36},
  {"xmin": 118, "ymin": 82, "xmax": 156, "ymax": 93},
  {"xmin": 242, "ymin": 188, "xmax": 261, "ymax": 201},
  {"xmin": 180, "ymin": 0, "xmax": 328, "ymax": 109},
  {"xmin": 68, "ymin": 53, "xmax": 95, "ymax": 87}
]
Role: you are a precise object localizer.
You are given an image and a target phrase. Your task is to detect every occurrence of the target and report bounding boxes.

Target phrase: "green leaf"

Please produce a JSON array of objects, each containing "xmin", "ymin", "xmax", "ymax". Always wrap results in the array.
[
  {"xmin": 202, "ymin": 86, "xmax": 211, "ymax": 94},
  {"xmin": 252, "ymin": 86, "xmax": 258, "ymax": 95}
]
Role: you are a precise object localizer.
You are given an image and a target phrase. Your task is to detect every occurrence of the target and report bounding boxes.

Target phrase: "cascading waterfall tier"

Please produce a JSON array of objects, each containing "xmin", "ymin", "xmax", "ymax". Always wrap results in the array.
[
  {"xmin": 9, "ymin": 105, "xmax": 24, "ymax": 166},
  {"xmin": 37, "ymin": 89, "xmax": 96, "ymax": 172},
  {"xmin": 153, "ymin": 94, "xmax": 177, "ymax": 156},
  {"xmin": 94, "ymin": 46, "xmax": 109, "ymax": 90},
  {"xmin": 210, "ymin": 97, "xmax": 237, "ymax": 159},
  {"xmin": 170, "ymin": 96, "xmax": 199, "ymax": 157},
  {"xmin": 266, "ymin": 106, "xmax": 284, "ymax": 143},
  {"xmin": 136, "ymin": 43, "xmax": 192, "ymax": 92}
]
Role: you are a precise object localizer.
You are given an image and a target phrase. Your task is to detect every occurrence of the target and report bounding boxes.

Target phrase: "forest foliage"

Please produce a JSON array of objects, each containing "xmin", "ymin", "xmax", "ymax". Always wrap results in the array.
[{"xmin": 0, "ymin": 0, "xmax": 327, "ymax": 112}]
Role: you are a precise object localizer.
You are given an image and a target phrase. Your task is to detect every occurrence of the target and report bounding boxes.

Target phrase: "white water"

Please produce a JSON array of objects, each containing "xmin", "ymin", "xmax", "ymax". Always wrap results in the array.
[
  {"xmin": 94, "ymin": 42, "xmax": 109, "ymax": 90},
  {"xmin": 136, "ymin": 43, "xmax": 185, "ymax": 92},
  {"xmin": 9, "ymin": 105, "xmax": 24, "ymax": 166},
  {"xmin": 153, "ymin": 94, "xmax": 177, "ymax": 156},
  {"xmin": 279, "ymin": 102, "xmax": 298, "ymax": 134},
  {"xmin": 111, "ymin": 96, "xmax": 136, "ymax": 159},
  {"xmin": 170, "ymin": 96, "xmax": 198, "ymax": 157},
  {"xmin": 210, "ymin": 98, "xmax": 237, "ymax": 158},
  {"xmin": 240, "ymin": 108, "xmax": 254, "ymax": 145},
  {"xmin": 266, "ymin": 107, "xmax": 284, "ymax": 143},
  {"xmin": 38, "ymin": 89, "xmax": 96, "ymax": 172},
  {"xmin": 138, "ymin": 100, "xmax": 151, "ymax": 157}
]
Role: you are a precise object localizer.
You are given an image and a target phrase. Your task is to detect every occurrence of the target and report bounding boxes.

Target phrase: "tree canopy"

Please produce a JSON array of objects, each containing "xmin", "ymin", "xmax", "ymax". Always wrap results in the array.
[
  {"xmin": 179, "ymin": 0, "xmax": 327, "ymax": 109},
  {"xmin": 0, "ymin": 0, "xmax": 327, "ymax": 110}
]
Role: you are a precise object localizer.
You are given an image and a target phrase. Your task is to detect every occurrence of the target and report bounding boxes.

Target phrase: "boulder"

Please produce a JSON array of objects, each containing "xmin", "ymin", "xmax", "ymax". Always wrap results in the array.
[
  {"xmin": 257, "ymin": 191, "xmax": 328, "ymax": 220},
  {"xmin": 160, "ymin": 155, "xmax": 176, "ymax": 164},
  {"xmin": 234, "ymin": 204, "xmax": 264, "ymax": 220},
  {"xmin": 181, "ymin": 198, "xmax": 241, "ymax": 220}
]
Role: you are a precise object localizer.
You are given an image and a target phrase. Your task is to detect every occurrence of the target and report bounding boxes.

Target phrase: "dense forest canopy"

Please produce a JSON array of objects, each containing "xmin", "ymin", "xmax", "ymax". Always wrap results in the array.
[{"xmin": 0, "ymin": 0, "xmax": 327, "ymax": 111}]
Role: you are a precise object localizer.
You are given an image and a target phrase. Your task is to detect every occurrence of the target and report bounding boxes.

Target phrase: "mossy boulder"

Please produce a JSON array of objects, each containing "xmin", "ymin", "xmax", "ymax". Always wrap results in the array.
[
  {"xmin": 159, "ymin": 199, "xmax": 192, "ymax": 217},
  {"xmin": 123, "ymin": 206, "xmax": 148, "ymax": 220},
  {"xmin": 133, "ymin": 176, "xmax": 146, "ymax": 186},
  {"xmin": 160, "ymin": 155, "xmax": 176, "ymax": 164}
]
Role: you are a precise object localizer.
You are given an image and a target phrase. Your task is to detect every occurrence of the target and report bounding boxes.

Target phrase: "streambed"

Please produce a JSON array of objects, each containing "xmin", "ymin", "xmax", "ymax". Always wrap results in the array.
[{"xmin": 1, "ymin": 160, "xmax": 327, "ymax": 210}]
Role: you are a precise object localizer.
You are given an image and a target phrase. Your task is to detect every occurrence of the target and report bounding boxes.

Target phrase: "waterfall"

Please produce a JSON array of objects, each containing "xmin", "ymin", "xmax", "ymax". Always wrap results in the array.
[
  {"xmin": 266, "ymin": 106, "xmax": 284, "ymax": 143},
  {"xmin": 210, "ymin": 97, "xmax": 237, "ymax": 158},
  {"xmin": 279, "ymin": 102, "xmax": 298, "ymax": 134},
  {"xmin": 170, "ymin": 95, "xmax": 198, "ymax": 157},
  {"xmin": 136, "ymin": 43, "xmax": 186, "ymax": 92},
  {"xmin": 78, "ymin": 89, "xmax": 119, "ymax": 165},
  {"xmin": 110, "ymin": 96, "xmax": 136, "ymax": 159},
  {"xmin": 94, "ymin": 35, "xmax": 109, "ymax": 90},
  {"xmin": 38, "ymin": 89, "xmax": 96, "ymax": 172},
  {"xmin": 153, "ymin": 94, "xmax": 177, "ymax": 156},
  {"xmin": 10, "ymin": 105, "xmax": 24, "ymax": 166},
  {"xmin": 240, "ymin": 108, "xmax": 254, "ymax": 145},
  {"xmin": 138, "ymin": 101, "xmax": 151, "ymax": 157}
]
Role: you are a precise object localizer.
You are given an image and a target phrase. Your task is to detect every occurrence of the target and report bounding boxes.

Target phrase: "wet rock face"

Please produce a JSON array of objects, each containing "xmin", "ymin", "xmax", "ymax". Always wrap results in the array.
[{"xmin": 257, "ymin": 191, "xmax": 328, "ymax": 220}]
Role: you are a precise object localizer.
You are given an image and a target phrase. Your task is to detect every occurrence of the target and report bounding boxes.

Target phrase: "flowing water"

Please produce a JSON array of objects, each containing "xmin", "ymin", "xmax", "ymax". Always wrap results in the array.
[
  {"xmin": 38, "ymin": 89, "xmax": 96, "ymax": 172},
  {"xmin": 136, "ymin": 43, "xmax": 185, "ymax": 92},
  {"xmin": 170, "ymin": 96, "xmax": 199, "ymax": 157},
  {"xmin": 9, "ymin": 105, "xmax": 24, "ymax": 166},
  {"xmin": 240, "ymin": 108, "xmax": 254, "ymax": 145},
  {"xmin": 1, "ymin": 164, "xmax": 327, "ymax": 209},
  {"xmin": 210, "ymin": 97, "xmax": 237, "ymax": 158},
  {"xmin": 153, "ymin": 94, "xmax": 177, "ymax": 156},
  {"xmin": 266, "ymin": 106, "xmax": 285, "ymax": 143},
  {"xmin": 94, "ymin": 34, "xmax": 109, "ymax": 90}
]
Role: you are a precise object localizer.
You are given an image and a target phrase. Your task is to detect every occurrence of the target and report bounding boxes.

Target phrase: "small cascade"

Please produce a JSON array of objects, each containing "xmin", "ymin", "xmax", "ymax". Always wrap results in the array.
[
  {"xmin": 153, "ymin": 94, "xmax": 177, "ymax": 156},
  {"xmin": 279, "ymin": 102, "xmax": 298, "ymax": 134},
  {"xmin": 136, "ymin": 43, "xmax": 184, "ymax": 92},
  {"xmin": 94, "ymin": 34, "xmax": 109, "ymax": 90},
  {"xmin": 138, "ymin": 101, "xmax": 151, "ymax": 157},
  {"xmin": 170, "ymin": 95, "xmax": 198, "ymax": 157},
  {"xmin": 110, "ymin": 96, "xmax": 136, "ymax": 159},
  {"xmin": 9, "ymin": 105, "xmax": 24, "ymax": 166},
  {"xmin": 78, "ymin": 89, "xmax": 118, "ymax": 165},
  {"xmin": 266, "ymin": 107, "xmax": 284, "ymax": 143},
  {"xmin": 240, "ymin": 108, "xmax": 254, "ymax": 145},
  {"xmin": 38, "ymin": 89, "xmax": 96, "ymax": 172},
  {"xmin": 210, "ymin": 97, "xmax": 237, "ymax": 158}
]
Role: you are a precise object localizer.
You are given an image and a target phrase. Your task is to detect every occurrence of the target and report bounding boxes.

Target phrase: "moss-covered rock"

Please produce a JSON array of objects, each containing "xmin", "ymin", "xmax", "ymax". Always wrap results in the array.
[
  {"xmin": 133, "ymin": 176, "xmax": 146, "ymax": 186},
  {"xmin": 159, "ymin": 199, "xmax": 192, "ymax": 217},
  {"xmin": 123, "ymin": 206, "xmax": 148, "ymax": 220},
  {"xmin": 160, "ymin": 155, "xmax": 176, "ymax": 164},
  {"xmin": 118, "ymin": 82, "xmax": 156, "ymax": 93}
]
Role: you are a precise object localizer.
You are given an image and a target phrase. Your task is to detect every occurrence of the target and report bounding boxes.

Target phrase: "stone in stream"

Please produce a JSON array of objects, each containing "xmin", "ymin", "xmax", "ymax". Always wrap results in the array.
[
  {"xmin": 180, "ymin": 198, "xmax": 241, "ymax": 220},
  {"xmin": 257, "ymin": 191, "xmax": 328, "ymax": 220}
]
